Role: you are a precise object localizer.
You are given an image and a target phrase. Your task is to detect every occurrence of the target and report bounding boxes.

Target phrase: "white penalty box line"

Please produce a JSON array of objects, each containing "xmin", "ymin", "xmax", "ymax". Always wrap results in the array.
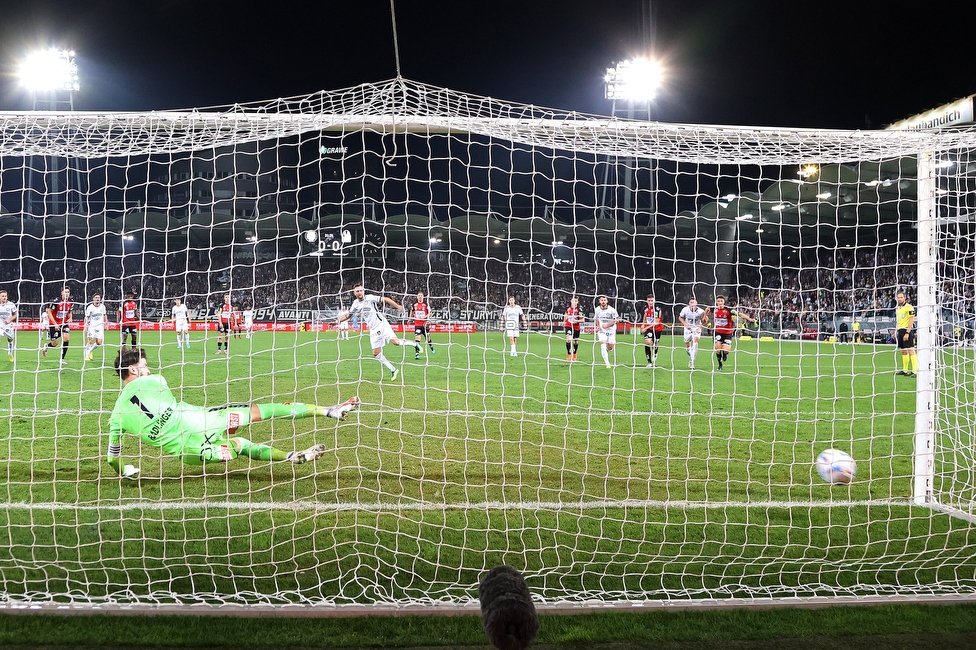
[{"xmin": 0, "ymin": 498, "xmax": 919, "ymax": 513}]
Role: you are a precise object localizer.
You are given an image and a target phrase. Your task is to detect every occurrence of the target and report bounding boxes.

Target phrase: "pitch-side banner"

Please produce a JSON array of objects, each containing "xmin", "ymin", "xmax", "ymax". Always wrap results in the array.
[{"xmin": 15, "ymin": 321, "xmax": 478, "ymax": 333}]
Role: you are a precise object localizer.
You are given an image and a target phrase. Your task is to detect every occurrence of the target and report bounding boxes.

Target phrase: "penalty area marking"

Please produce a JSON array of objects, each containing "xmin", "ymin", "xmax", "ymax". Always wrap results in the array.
[{"xmin": 0, "ymin": 498, "xmax": 919, "ymax": 513}]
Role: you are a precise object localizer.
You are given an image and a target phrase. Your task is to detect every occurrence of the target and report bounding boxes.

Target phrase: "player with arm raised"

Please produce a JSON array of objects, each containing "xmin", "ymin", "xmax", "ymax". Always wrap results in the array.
[
  {"xmin": 216, "ymin": 294, "xmax": 233, "ymax": 355},
  {"xmin": 563, "ymin": 297, "xmax": 583, "ymax": 361},
  {"xmin": 106, "ymin": 347, "xmax": 359, "ymax": 478},
  {"xmin": 678, "ymin": 298, "xmax": 708, "ymax": 369},
  {"xmin": 336, "ymin": 284, "xmax": 411, "ymax": 380},
  {"xmin": 0, "ymin": 290, "xmax": 17, "ymax": 363},
  {"xmin": 594, "ymin": 295, "xmax": 620, "ymax": 368},
  {"xmin": 410, "ymin": 291, "xmax": 435, "ymax": 359},
  {"xmin": 118, "ymin": 292, "xmax": 139, "ymax": 350},
  {"xmin": 43, "ymin": 287, "xmax": 73, "ymax": 364},
  {"xmin": 711, "ymin": 295, "xmax": 755, "ymax": 371},
  {"xmin": 500, "ymin": 295, "xmax": 528, "ymax": 357},
  {"xmin": 640, "ymin": 294, "xmax": 665, "ymax": 367},
  {"xmin": 171, "ymin": 298, "xmax": 190, "ymax": 348},
  {"xmin": 83, "ymin": 293, "xmax": 108, "ymax": 361}
]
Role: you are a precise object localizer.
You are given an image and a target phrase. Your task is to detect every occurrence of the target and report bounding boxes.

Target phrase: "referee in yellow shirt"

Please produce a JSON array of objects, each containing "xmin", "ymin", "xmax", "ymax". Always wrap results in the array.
[{"xmin": 895, "ymin": 290, "xmax": 917, "ymax": 377}]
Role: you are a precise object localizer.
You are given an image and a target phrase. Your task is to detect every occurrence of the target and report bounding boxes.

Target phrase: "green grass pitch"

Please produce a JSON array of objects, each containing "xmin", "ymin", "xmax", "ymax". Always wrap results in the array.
[{"xmin": 0, "ymin": 329, "xmax": 973, "ymax": 605}]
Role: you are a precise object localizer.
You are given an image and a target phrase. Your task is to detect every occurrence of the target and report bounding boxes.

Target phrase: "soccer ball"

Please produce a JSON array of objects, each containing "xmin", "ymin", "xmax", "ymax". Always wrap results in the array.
[{"xmin": 816, "ymin": 449, "xmax": 857, "ymax": 485}]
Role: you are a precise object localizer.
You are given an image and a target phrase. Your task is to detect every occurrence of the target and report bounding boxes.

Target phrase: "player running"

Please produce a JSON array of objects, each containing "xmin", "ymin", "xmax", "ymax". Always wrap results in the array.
[
  {"xmin": 216, "ymin": 294, "xmax": 233, "ymax": 355},
  {"xmin": 43, "ymin": 287, "xmax": 74, "ymax": 364},
  {"xmin": 500, "ymin": 296, "xmax": 528, "ymax": 357},
  {"xmin": 242, "ymin": 305, "xmax": 254, "ymax": 339},
  {"xmin": 0, "ymin": 290, "xmax": 18, "ymax": 363},
  {"xmin": 711, "ymin": 295, "xmax": 755, "ymax": 371},
  {"xmin": 594, "ymin": 295, "xmax": 620, "ymax": 368},
  {"xmin": 678, "ymin": 298, "xmax": 708, "ymax": 369},
  {"xmin": 563, "ymin": 297, "xmax": 583, "ymax": 361},
  {"xmin": 171, "ymin": 298, "xmax": 190, "ymax": 348},
  {"xmin": 336, "ymin": 284, "xmax": 412, "ymax": 380},
  {"xmin": 118, "ymin": 292, "xmax": 139, "ymax": 349},
  {"xmin": 410, "ymin": 291, "xmax": 436, "ymax": 359},
  {"xmin": 640, "ymin": 294, "xmax": 665, "ymax": 367},
  {"xmin": 106, "ymin": 347, "xmax": 359, "ymax": 478},
  {"xmin": 83, "ymin": 293, "xmax": 108, "ymax": 361}
]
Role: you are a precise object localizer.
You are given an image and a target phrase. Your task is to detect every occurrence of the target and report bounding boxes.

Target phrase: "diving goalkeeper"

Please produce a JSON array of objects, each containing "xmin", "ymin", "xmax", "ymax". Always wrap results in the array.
[{"xmin": 107, "ymin": 347, "xmax": 359, "ymax": 478}]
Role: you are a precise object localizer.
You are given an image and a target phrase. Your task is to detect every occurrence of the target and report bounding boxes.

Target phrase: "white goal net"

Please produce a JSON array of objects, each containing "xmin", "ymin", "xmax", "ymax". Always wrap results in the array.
[{"xmin": 0, "ymin": 78, "xmax": 974, "ymax": 609}]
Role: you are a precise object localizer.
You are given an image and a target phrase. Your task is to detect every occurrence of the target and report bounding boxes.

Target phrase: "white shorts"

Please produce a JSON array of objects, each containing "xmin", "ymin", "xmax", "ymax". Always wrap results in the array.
[
  {"xmin": 244, "ymin": 320, "xmax": 253, "ymax": 330},
  {"xmin": 175, "ymin": 322, "xmax": 189, "ymax": 333},
  {"xmin": 505, "ymin": 329, "xmax": 521, "ymax": 339},
  {"xmin": 683, "ymin": 327, "xmax": 702, "ymax": 342},
  {"xmin": 596, "ymin": 328, "xmax": 617, "ymax": 345},
  {"xmin": 369, "ymin": 321, "xmax": 396, "ymax": 349},
  {"xmin": 87, "ymin": 326, "xmax": 105, "ymax": 340},
  {"xmin": 0, "ymin": 323, "xmax": 14, "ymax": 339}
]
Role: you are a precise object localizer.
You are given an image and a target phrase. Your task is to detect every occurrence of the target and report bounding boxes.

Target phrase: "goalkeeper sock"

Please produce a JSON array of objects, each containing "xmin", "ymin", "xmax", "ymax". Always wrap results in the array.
[
  {"xmin": 257, "ymin": 402, "xmax": 314, "ymax": 420},
  {"xmin": 234, "ymin": 437, "xmax": 287, "ymax": 462}
]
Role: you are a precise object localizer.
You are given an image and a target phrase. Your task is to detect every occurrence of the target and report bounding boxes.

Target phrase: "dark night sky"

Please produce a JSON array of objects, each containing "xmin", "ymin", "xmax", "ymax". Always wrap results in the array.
[{"xmin": 0, "ymin": 0, "xmax": 972, "ymax": 129}]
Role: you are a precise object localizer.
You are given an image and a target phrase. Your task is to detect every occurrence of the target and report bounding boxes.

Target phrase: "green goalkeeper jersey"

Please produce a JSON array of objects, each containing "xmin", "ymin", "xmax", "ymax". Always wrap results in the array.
[{"xmin": 108, "ymin": 374, "xmax": 212, "ymax": 457}]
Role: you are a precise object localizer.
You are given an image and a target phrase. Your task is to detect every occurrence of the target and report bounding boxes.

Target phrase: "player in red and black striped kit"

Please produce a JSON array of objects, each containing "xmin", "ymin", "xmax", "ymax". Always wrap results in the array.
[
  {"xmin": 410, "ymin": 291, "xmax": 434, "ymax": 360},
  {"xmin": 640, "ymin": 294, "xmax": 665, "ymax": 367},
  {"xmin": 564, "ymin": 297, "xmax": 583, "ymax": 361},
  {"xmin": 43, "ymin": 287, "xmax": 73, "ymax": 363},
  {"xmin": 216, "ymin": 294, "xmax": 233, "ymax": 355},
  {"xmin": 118, "ymin": 292, "xmax": 139, "ymax": 349},
  {"xmin": 711, "ymin": 295, "xmax": 755, "ymax": 370}
]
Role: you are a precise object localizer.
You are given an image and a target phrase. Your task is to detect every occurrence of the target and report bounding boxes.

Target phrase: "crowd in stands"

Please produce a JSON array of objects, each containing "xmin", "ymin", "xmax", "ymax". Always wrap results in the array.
[{"xmin": 1, "ymin": 241, "xmax": 970, "ymax": 335}]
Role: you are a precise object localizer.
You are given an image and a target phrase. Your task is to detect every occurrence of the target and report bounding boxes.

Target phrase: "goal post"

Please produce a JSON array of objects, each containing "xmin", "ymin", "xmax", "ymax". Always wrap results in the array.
[{"xmin": 0, "ymin": 78, "xmax": 975, "ymax": 610}]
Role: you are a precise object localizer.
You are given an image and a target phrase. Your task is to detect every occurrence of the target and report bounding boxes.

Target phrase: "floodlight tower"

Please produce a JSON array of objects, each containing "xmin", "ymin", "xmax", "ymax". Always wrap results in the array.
[
  {"xmin": 17, "ymin": 48, "xmax": 81, "ymax": 216},
  {"xmin": 602, "ymin": 57, "xmax": 663, "ymax": 223}
]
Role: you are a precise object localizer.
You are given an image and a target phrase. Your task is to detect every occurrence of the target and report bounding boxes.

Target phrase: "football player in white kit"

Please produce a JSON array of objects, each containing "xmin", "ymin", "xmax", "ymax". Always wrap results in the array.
[
  {"xmin": 243, "ymin": 304, "xmax": 254, "ymax": 339},
  {"xmin": 336, "ymin": 284, "xmax": 413, "ymax": 381},
  {"xmin": 678, "ymin": 298, "xmax": 709, "ymax": 368},
  {"xmin": 593, "ymin": 295, "xmax": 620, "ymax": 368},
  {"xmin": 83, "ymin": 293, "xmax": 108, "ymax": 361},
  {"xmin": 500, "ymin": 296, "xmax": 527, "ymax": 357},
  {"xmin": 0, "ymin": 290, "xmax": 18, "ymax": 363},
  {"xmin": 171, "ymin": 298, "xmax": 190, "ymax": 348}
]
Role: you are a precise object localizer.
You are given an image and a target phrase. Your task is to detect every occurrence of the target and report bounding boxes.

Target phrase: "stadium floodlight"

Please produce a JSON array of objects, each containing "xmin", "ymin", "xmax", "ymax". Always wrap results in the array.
[
  {"xmin": 604, "ymin": 58, "xmax": 662, "ymax": 102},
  {"xmin": 17, "ymin": 48, "xmax": 80, "ymax": 93}
]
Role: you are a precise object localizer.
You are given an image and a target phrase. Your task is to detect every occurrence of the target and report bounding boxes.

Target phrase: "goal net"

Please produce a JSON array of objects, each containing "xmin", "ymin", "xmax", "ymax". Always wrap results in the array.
[{"xmin": 0, "ymin": 78, "xmax": 974, "ymax": 609}]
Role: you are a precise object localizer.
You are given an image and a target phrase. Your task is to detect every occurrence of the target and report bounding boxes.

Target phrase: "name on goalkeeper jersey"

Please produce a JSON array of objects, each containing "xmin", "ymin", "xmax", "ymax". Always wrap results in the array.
[{"xmin": 146, "ymin": 407, "xmax": 174, "ymax": 441}]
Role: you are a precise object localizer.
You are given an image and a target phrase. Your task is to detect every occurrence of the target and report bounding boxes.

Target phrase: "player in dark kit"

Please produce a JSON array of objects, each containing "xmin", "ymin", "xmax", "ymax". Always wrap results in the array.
[
  {"xmin": 43, "ymin": 287, "xmax": 74, "ymax": 363},
  {"xmin": 711, "ymin": 295, "xmax": 755, "ymax": 370},
  {"xmin": 563, "ymin": 297, "xmax": 582, "ymax": 361},
  {"xmin": 118, "ymin": 292, "xmax": 139, "ymax": 349},
  {"xmin": 216, "ymin": 294, "xmax": 233, "ymax": 355},
  {"xmin": 410, "ymin": 291, "xmax": 435, "ymax": 359},
  {"xmin": 640, "ymin": 294, "xmax": 665, "ymax": 367}
]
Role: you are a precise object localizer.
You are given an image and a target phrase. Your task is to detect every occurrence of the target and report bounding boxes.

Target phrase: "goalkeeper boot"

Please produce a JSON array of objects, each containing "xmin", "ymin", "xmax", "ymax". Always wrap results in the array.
[
  {"xmin": 288, "ymin": 444, "xmax": 327, "ymax": 464},
  {"xmin": 326, "ymin": 396, "xmax": 360, "ymax": 421}
]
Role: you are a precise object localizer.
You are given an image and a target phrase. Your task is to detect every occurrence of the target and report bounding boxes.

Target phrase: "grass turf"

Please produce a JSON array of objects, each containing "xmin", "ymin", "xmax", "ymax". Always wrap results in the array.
[{"xmin": 0, "ymin": 329, "xmax": 974, "ymax": 605}]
